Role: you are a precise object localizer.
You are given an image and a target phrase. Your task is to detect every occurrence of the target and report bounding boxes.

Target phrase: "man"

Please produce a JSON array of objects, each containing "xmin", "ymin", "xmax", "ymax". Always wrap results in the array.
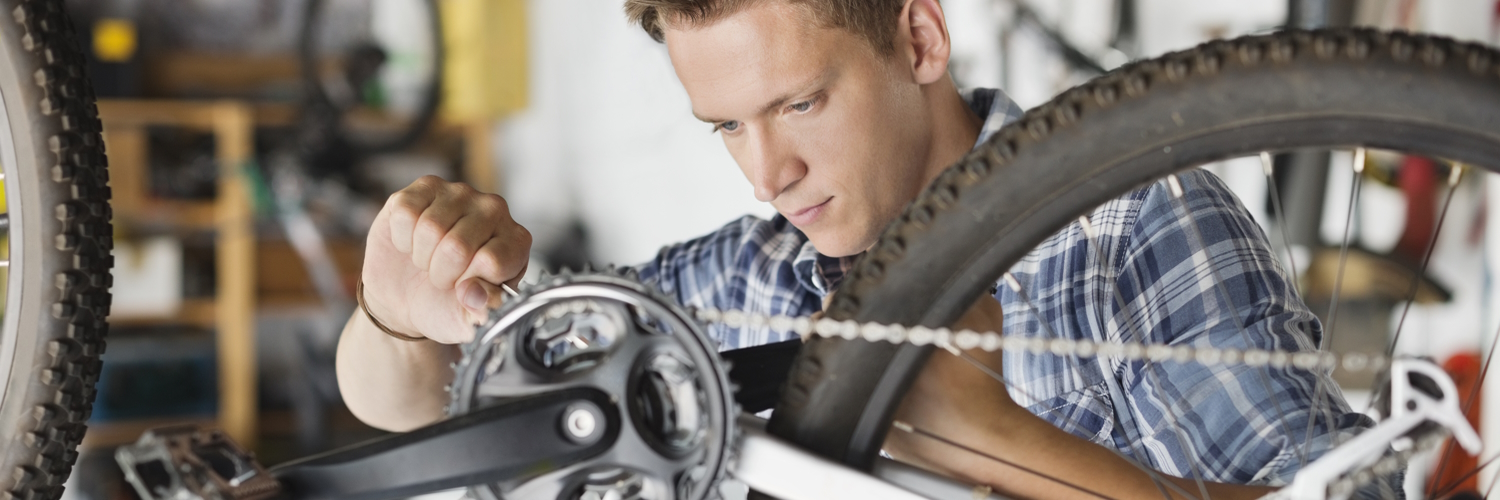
[{"xmin": 337, "ymin": 0, "xmax": 1372, "ymax": 498}]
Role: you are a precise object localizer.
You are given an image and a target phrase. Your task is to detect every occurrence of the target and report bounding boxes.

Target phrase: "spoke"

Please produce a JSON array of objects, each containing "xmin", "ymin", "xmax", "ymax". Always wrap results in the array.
[
  {"xmin": 889, "ymin": 420, "xmax": 1118, "ymax": 500},
  {"xmin": 1485, "ymin": 463, "xmax": 1500, "ymax": 499},
  {"xmin": 1161, "ymin": 171, "xmax": 1314, "ymax": 470},
  {"xmin": 1301, "ymin": 148, "xmax": 1366, "ymax": 458},
  {"xmin": 992, "ymin": 272, "xmax": 1191, "ymax": 500},
  {"xmin": 1389, "ymin": 162, "xmax": 1463, "ymax": 354},
  {"xmin": 942, "ymin": 344, "xmax": 1201, "ymax": 500},
  {"xmin": 1262, "ymin": 152, "xmax": 1302, "ymax": 297},
  {"xmin": 1078, "ymin": 212, "xmax": 1214, "ymax": 500},
  {"xmin": 1433, "ymin": 449, "xmax": 1500, "ymax": 498},
  {"xmin": 1429, "ymin": 309, "xmax": 1500, "ymax": 496},
  {"xmin": 1319, "ymin": 147, "xmax": 1365, "ymax": 352}
]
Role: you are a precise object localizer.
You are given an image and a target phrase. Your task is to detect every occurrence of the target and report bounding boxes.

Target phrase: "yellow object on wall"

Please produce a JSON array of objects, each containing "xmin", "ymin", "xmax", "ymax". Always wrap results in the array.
[
  {"xmin": 93, "ymin": 18, "xmax": 137, "ymax": 63},
  {"xmin": 442, "ymin": 0, "xmax": 528, "ymax": 123}
]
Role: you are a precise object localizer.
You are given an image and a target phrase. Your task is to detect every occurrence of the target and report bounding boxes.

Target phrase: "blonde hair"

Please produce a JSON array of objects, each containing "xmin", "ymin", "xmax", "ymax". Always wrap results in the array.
[{"xmin": 624, "ymin": 0, "xmax": 908, "ymax": 54}]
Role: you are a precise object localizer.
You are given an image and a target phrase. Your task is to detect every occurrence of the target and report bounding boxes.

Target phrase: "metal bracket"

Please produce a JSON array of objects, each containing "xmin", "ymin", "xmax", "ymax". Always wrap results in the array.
[{"xmin": 1275, "ymin": 358, "xmax": 1480, "ymax": 500}]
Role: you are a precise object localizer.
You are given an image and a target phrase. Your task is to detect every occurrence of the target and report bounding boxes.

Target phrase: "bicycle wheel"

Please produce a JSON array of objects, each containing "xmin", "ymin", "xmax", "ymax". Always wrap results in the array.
[
  {"xmin": 0, "ymin": 0, "xmax": 113, "ymax": 497},
  {"xmin": 769, "ymin": 27, "xmax": 1500, "ymax": 493}
]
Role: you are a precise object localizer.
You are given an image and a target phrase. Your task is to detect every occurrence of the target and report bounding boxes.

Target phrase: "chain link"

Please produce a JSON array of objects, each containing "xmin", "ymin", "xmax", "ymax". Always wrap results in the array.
[
  {"xmin": 695, "ymin": 306, "xmax": 1436, "ymax": 497},
  {"xmin": 693, "ymin": 308, "xmax": 1392, "ymax": 374}
]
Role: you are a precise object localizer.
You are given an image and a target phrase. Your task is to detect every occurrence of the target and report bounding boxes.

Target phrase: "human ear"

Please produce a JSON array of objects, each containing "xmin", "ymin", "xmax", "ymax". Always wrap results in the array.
[{"xmin": 897, "ymin": 0, "xmax": 951, "ymax": 85}]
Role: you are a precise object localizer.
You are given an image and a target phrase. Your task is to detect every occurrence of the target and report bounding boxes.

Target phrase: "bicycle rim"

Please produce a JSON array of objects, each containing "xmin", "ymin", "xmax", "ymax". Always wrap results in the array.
[{"xmin": 770, "ymin": 28, "xmax": 1500, "ymax": 496}]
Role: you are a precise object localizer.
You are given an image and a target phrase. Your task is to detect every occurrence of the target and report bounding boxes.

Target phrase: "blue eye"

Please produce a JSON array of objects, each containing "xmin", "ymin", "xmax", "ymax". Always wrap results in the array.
[
  {"xmin": 790, "ymin": 100, "xmax": 813, "ymax": 112},
  {"xmin": 716, "ymin": 121, "xmax": 740, "ymax": 133}
]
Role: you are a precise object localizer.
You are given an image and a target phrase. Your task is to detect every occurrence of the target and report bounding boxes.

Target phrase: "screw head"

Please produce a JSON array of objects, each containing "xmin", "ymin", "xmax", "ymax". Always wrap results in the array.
[{"xmin": 566, "ymin": 408, "xmax": 597, "ymax": 440}]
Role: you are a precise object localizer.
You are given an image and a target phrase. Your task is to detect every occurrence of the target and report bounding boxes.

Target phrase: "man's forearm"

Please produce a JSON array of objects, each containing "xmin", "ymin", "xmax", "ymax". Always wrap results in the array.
[
  {"xmin": 336, "ymin": 311, "xmax": 458, "ymax": 432},
  {"xmin": 960, "ymin": 412, "xmax": 1277, "ymax": 500}
]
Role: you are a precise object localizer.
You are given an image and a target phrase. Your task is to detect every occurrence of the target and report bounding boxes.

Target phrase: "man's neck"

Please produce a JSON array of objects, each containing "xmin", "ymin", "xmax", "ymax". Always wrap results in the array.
[{"xmin": 918, "ymin": 76, "xmax": 985, "ymax": 186}]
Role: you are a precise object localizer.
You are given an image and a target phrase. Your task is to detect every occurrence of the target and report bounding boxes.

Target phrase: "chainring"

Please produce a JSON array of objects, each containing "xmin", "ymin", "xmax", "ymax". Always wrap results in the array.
[{"xmin": 447, "ymin": 270, "xmax": 738, "ymax": 500}]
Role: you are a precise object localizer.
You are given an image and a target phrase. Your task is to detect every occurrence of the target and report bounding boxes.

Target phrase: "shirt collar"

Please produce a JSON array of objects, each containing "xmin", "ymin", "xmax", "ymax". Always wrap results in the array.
[{"xmin": 790, "ymin": 87, "xmax": 1021, "ymax": 298}]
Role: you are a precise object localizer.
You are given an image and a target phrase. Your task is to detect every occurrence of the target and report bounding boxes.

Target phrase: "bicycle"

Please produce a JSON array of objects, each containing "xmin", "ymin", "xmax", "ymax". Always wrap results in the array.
[
  {"xmin": 115, "ymin": 26, "xmax": 1500, "ymax": 499},
  {"xmin": 0, "ymin": 0, "xmax": 1495, "ymax": 497}
]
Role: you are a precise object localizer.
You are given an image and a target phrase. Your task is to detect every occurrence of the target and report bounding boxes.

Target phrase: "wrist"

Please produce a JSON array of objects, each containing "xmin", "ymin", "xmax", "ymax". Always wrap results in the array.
[{"xmin": 357, "ymin": 278, "xmax": 427, "ymax": 341}]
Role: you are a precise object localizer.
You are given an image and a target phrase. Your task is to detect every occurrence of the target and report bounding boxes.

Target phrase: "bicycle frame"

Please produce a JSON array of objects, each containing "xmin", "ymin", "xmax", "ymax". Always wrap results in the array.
[{"xmin": 118, "ymin": 351, "xmax": 1472, "ymax": 500}]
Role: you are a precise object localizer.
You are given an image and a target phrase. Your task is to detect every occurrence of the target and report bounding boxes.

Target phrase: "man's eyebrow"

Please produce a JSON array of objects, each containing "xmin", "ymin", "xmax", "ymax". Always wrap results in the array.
[{"xmin": 691, "ymin": 68, "xmax": 834, "ymax": 124}]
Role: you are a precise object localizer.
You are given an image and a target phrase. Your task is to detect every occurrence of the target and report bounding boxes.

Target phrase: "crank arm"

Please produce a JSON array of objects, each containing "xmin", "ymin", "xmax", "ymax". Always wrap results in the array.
[{"xmin": 118, "ymin": 388, "xmax": 617, "ymax": 500}]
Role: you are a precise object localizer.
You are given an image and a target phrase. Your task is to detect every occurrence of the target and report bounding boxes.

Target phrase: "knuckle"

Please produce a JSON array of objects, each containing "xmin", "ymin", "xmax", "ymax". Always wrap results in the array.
[
  {"xmin": 414, "ymin": 217, "xmax": 447, "ymax": 239},
  {"xmin": 472, "ymin": 250, "xmax": 504, "ymax": 276},
  {"xmin": 476, "ymin": 193, "xmax": 508, "ymax": 213},
  {"xmin": 387, "ymin": 190, "xmax": 424, "ymax": 214},
  {"xmin": 443, "ymin": 180, "xmax": 475, "ymax": 197},
  {"xmin": 437, "ymin": 237, "xmax": 476, "ymax": 260},
  {"xmin": 514, "ymin": 225, "xmax": 533, "ymax": 249}
]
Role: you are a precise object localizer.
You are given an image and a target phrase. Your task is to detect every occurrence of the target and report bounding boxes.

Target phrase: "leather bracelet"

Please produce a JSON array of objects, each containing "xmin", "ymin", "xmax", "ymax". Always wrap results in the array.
[{"xmin": 357, "ymin": 279, "xmax": 426, "ymax": 342}]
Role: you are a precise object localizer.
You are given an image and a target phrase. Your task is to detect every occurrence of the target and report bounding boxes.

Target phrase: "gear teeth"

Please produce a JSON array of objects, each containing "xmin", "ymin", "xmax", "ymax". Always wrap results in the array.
[{"xmin": 446, "ymin": 270, "xmax": 736, "ymax": 498}]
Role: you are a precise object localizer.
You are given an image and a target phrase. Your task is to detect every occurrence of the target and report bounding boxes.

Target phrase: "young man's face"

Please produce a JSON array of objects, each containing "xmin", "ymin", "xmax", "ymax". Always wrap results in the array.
[{"xmin": 665, "ymin": 2, "xmax": 938, "ymax": 257}]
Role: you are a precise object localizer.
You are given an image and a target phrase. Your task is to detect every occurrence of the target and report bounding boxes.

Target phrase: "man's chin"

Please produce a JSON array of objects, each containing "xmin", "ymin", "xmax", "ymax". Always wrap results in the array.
[{"xmin": 801, "ymin": 229, "xmax": 875, "ymax": 258}]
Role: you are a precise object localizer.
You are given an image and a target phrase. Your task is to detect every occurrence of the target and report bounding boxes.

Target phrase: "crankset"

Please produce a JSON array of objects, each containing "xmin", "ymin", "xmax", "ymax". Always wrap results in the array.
[{"xmin": 116, "ymin": 271, "xmax": 741, "ymax": 500}]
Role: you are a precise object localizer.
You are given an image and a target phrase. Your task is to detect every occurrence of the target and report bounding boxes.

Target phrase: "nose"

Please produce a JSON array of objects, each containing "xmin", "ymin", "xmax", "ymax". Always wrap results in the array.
[{"xmin": 744, "ymin": 128, "xmax": 805, "ymax": 203}]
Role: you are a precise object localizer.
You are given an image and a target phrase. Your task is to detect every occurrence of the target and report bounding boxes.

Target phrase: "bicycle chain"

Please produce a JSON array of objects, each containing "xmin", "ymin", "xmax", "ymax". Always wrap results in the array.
[
  {"xmin": 692, "ymin": 307, "xmax": 1392, "ymax": 375},
  {"xmin": 692, "ymin": 295, "xmax": 1423, "ymax": 497}
]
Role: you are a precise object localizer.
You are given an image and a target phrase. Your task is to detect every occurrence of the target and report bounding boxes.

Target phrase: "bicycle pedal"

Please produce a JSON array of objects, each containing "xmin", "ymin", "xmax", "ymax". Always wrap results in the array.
[{"xmin": 115, "ymin": 424, "xmax": 282, "ymax": 500}]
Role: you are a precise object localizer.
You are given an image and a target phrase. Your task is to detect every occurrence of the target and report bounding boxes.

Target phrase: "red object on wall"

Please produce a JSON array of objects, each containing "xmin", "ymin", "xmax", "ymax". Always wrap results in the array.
[{"xmin": 1394, "ymin": 156, "xmax": 1438, "ymax": 265}]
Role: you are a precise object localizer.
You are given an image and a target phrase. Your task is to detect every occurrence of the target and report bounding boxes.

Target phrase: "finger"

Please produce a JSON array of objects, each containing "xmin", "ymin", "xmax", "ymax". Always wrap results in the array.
[
  {"xmin": 428, "ymin": 213, "xmax": 497, "ymax": 290},
  {"xmin": 410, "ymin": 191, "xmax": 472, "ymax": 274},
  {"xmin": 457, "ymin": 278, "xmax": 504, "ymax": 325},
  {"xmin": 384, "ymin": 177, "xmax": 441, "ymax": 254},
  {"xmin": 457, "ymin": 230, "xmax": 531, "ymax": 287}
]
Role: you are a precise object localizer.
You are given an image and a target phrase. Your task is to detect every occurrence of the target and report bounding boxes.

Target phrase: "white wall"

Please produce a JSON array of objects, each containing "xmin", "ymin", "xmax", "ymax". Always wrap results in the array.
[{"xmin": 499, "ymin": 0, "xmax": 773, "ymax": 267}]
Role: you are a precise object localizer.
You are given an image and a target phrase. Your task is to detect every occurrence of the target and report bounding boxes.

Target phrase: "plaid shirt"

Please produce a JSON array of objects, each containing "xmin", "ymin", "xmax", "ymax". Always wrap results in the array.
[{"xmin": 633, "ymin": 89, "xmax": 1389, "ymax": 494}]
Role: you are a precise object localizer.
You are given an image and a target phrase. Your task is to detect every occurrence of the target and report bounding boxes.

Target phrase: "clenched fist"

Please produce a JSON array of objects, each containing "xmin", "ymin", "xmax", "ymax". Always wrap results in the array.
[{"xmin": 360, "ymin": 176, "xmax": 531, "ymax": 343}]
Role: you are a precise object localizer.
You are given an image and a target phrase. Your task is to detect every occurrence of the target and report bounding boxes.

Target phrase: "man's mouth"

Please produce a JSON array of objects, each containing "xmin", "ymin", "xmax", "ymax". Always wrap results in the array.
[{"xmin": 785, "ymin": 197, "xmax": 832, "ymax": 226}]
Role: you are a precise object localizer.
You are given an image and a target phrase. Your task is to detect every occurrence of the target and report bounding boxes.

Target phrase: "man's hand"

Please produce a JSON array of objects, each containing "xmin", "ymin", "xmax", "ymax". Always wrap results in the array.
[{"xmin": 361, "ymin": 176, "xmax": 531, "ymax": 343}]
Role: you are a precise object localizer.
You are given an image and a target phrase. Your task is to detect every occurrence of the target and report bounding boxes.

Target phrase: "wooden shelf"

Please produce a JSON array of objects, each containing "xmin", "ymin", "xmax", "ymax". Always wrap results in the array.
[
  {"xmin": 110, "ymin": 298, "xmax": 217, "ymax": 330},
  {"xmin": 98, "ymin": 99, "xmax": 259, "ymax": 448},
  {"xmin": 113, "ymin": 200, "xmax": 218, "ymax": 230}
]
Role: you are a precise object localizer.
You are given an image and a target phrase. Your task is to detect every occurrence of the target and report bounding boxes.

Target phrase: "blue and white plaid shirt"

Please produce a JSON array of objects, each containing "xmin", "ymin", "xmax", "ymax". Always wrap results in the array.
[{"xmin": 633, "ymin": 89, "xmax": 1387, "ymax": 493}]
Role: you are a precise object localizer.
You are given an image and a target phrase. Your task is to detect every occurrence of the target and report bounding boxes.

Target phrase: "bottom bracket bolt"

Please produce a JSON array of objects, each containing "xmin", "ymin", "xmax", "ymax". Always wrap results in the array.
[{"xmin": 564, "ymin": 406, "xmax": 598, "ymax": 441}]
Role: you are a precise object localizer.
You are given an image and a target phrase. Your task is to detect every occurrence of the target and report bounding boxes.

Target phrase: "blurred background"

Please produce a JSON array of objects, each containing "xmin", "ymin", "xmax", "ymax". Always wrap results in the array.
[{"xmin": 60, "ymin": 0, "xmax": 1500, "ymax": 498}]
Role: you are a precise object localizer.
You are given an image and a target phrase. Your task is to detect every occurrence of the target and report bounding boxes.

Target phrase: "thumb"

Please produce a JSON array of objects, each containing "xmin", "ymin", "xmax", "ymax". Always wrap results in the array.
[{"xmin": 457, "ymin": 278, "xmax": 505, "ymax": 325}]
